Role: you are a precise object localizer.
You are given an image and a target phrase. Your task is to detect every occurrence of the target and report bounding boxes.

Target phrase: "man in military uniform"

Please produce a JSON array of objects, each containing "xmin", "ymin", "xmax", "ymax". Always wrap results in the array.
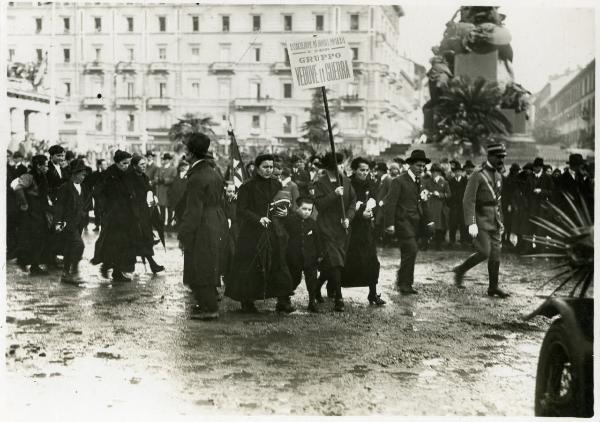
[{"xmin": 452, "ymin": 143, "xmax": 510, "ymax": 298}]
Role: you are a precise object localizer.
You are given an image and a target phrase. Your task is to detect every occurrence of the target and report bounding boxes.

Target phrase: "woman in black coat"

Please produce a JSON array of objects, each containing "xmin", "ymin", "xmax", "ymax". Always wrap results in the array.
[
  {"xmin": 342, "ymin": 157, "xmax": 384, "ymax": 305},
  {"xmin": 314, "ymin": 152, "xmax": 356, "ymax": 312},
  {"xmin": 177, "ymin": 133, "xmax": 229, "ymax": 320},
  {"xmin": 224, "ymin": 154, "xmax": 294, "ymax": 314},
  {"xmin": 91, "ymin": 150, "xmax": 137, "ymax": 282},
  {"xmin": 11, "ymin": 154, "xmax": 52, "ymax": 275},
  {"xmin": 129, "ymin": 154, "xmax": 165, "ymax": 274}
]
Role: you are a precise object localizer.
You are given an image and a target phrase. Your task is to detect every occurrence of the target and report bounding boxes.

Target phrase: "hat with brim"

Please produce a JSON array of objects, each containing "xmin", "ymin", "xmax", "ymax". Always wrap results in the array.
[
  {"xmin": 405, "ymin": 149, "xmax": 431, "ymax": 165},
  {"xmin": 69, "ymin": 159, "xmax": 87, "ymax": 174},
  {"xmin": 532, "ymin": 157, "xmax": 544, "ymax": 168},
  {"xmin": 463, "ymin": 160, "xmax": 475, "ymax": 169},
  {"xmin": 162, "ymin": 153, "xmax": 173, "ymax": 160},
  {"xmin": 567, "ymin": 153, "xmax": 586, "ymax": 167}
]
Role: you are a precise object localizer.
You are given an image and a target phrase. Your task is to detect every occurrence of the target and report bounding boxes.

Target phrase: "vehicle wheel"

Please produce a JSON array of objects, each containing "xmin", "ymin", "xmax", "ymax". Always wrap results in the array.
[{"xmin": 534, "ymin": 318, "xmax": 592, "ymax": 417}]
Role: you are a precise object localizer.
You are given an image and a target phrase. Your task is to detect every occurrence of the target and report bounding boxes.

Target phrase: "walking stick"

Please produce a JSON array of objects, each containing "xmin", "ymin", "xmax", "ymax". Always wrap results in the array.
[{"xmin": 321, "ymin": 87, "xmax": 347, "ymax": 233}]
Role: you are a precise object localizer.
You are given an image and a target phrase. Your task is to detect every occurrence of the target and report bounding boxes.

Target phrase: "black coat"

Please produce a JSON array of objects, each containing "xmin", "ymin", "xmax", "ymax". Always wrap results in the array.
[
  {"xmin": 129, "ymin": 171, "xmax": 156, "ymax": 257},
  {"xmin": 314, "ymin": 174, "xmax": 356, "ymax": 270},
  {"xmin": 54, "ymin": 181, "xmax": 91, "ymax": 233},
  {"xmin": 554, "ymin": 170, "xmax": 594, "ymax": 221},
  {"xmin": 342, "ymin": 176, "xmax": 380, "ymax": 287},
  {"xmin": 384, "ymin": 172, "xmax": 433, "ymax": 239},
  {"xmin": 292, "ymin": 168, "xmax": 311, "ymax": 197},
  {"xmin": 178, "ymin": 160, "xmax": 229, "ymax": 290},
  {"xmin": 449, "ymin": 176, "xmax": 467, "ymax": 223},
  {"xmin": 225, "ymin": 175, "xmax": 293, "ymax": 301},
  {"xmin": 47, "ymin": 162, "xmax": 70, "ymax": 202},
  {"xmin": 91, "ymin": 164, "xmax": 138, "ymax": 272},
  {"xmin": 284, "ymin": 213, "xmax": 320, "ymax": 271}
]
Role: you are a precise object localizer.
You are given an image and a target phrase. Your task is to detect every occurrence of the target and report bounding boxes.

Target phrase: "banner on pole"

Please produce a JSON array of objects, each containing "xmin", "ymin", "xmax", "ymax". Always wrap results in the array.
[{"xmin": 287, "ymin": 35, "xmax": 354, "ymax": 90}]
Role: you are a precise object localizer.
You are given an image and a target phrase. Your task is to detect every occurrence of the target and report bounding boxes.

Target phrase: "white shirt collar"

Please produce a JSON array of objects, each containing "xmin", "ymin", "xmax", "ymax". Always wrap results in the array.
[
  {"xmin": 73, "ymin": 182, "xmax": 81, "ymax": 195},
  {"xmin": 407, "ymin": 169, "xmax": 417, "ymax": 182},
  {"xmin": 568, "ymin": 169, "xmax": 577, "ymax": 179},
  {"xmin": 53, "ymin": 161, "xmax": 62, "ymax": 176}
]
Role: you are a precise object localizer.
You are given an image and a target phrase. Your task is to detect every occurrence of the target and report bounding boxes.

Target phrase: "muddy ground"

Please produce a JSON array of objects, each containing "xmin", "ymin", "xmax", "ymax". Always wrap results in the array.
[{"xmin": 4, "ymin": 229, "xmax": 554, "ymax": 417}]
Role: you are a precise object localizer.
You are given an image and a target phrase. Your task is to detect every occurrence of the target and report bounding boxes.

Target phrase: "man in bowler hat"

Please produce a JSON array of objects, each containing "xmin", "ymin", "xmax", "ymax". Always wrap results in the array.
[
  {"xmin": 384, "ymin": 150, "xmax": 434, "ymax": 295},
  {"xmin": 453, "ymin": 143, "xmax": 510, "ymax": 298}
]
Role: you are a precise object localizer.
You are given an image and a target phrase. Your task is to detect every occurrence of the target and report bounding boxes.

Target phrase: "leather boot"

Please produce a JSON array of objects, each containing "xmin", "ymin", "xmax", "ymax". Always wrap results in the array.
[
  {"xmin": 307, "ymin": 292, "xmax": 319, "ymax": 313},
  {"xmin": 334, "ymin": 285, "xmax": 344, "ymax": 312},
  {"xmin": 487, "ymin": 261, "xmax": 510, "ymax": 298},
  {"xmin": 147, "ymin": 256, "xmax": 165, "ymax": 274},
  {"xmin": 453, "ymin": 253, "xmax": 484, "ymax": 288},
  {"xmin": 276, "ymin": 296, "xmax": 296, "ymax": 314},
  {"xmin": 112, "ymin": 270, "xmax": 132, "ymax": 283}
]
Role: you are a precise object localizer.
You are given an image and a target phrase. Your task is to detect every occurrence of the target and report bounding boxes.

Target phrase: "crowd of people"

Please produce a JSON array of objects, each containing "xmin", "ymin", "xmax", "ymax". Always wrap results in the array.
[{"xmin": 6, "ymin": 135, "xmax": 594, "ymax": 320}]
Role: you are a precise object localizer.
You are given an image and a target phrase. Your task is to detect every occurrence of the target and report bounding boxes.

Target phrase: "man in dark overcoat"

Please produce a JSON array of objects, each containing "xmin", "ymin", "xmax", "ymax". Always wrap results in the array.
[
  {"xmin": 46, "ymin": 145, "xmax": 69, "ymax": 203},
  {"xmin": 453, "ymin": 143, "xmax": 510, "ymax": 298},
  {"xmin": 448, "ymin": 164, "xmax": 468, "ymax": 245},
  {"xmin": 54, "ymin": 159, "xmax": 92, "ymax": 284},
  {"xmin": 178, "ymin": 133, "xmax": 229, "ymax": 320},
  {"xmin": 384, "ymin": 150, "xmax": 435, "ymax": 295},
  {"xmin": 528, "ymin": 157, "xmax": 555, "ymax": 243},
  {"xmin": 555, "ymin": 154, "xmax": 593, "ymax": 219}
]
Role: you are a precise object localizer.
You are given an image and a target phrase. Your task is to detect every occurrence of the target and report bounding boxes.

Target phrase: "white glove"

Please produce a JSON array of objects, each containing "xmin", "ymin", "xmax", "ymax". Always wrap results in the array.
[
  {"xmin": 259, "ymin": 217, "xmax": 271, "ymax": 228},
  {"xmin": 509, "ymin": 233, "xmax": 518, "ymax": 246},
  {"xmin": 468, "ymin": 224, "xmax": 478, "ymax": 239},
  {"xmin": 366, "ymin": 198, "xmax": 377, "ymax": 211},
  {"xmin": 355, "ymin": 201, "xmax": 364, "ymax": 211},
  {"xmin": 146, "ymin": 191, "xmax": 155, "ymax": 207}
]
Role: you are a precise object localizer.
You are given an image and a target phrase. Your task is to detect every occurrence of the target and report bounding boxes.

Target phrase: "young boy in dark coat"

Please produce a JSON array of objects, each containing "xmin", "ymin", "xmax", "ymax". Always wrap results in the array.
[
  {"xmin": 54, "ymin": 159, "xmax": 91, "ymax": 284},
  {"xmin": 284, "ymin": 197, "xmax": 322, "ymax": 313}
]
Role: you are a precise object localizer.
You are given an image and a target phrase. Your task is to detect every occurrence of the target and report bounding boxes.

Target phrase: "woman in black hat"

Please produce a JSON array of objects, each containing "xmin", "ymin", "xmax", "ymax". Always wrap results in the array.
[
  {"xmin": 314, "ymin": 152, "xmax": 356, "ymax": 311},
  {"xmin": 342, "ymin": 157, "xmax": 384, "ymax": 305},
  {"xmin": 129, "ymin": 154, "xmax": 165, "ymax": 275},
  {"xmin": 91, "ymin": 150, "xmax": 138, "ymax": 282},
  {"xmin": 224, "ymin": 153, "xmax": 295, "ymax": 314}
]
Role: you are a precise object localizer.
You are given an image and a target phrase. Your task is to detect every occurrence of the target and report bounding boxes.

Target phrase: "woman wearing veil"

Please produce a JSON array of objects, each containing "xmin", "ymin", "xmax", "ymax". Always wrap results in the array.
[{"xmin": 224, "ymin": 154, "xmax": 295, "ymax": 314}]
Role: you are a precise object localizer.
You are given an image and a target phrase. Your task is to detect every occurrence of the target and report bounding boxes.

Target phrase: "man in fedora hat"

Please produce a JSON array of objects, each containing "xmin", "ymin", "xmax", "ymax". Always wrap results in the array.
[
  {"xmin": 54, "ymin": 159, "xmax": 92, "ymax": 284},
  {"xmin": 528, "ymin": 157, "xmax": 554, "ymax": 246},
  {"xmin": 453, "ymin": 142, "xmax": 511, "ymax": 298},
  {"xmin": 448, "ymin": 163, "xmax": 469, "ymax": 246},
  {"xmin": 555, "ymin": 153, "xmax": 593, "ymax": 217},
  {"xmin": 384, "ymin": 150, "xmax": 435, "ymax": 295},
  {"xmin": 463, "ymin": 160, "xmax": 476, "ymax": 178}
]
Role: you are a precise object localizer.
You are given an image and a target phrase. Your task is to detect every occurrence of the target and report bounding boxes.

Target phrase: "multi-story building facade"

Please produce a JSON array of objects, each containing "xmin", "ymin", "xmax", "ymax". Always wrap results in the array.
[
  {"xmin": 536, "ymin": 59, "xmax": 595, "ymax": 149},
  {"xmin": 7, "ymin": 2, "xmax": 423, "ymax": 156}
]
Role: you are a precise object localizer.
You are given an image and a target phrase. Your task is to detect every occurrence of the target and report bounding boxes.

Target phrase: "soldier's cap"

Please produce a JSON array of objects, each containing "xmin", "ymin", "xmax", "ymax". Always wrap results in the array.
[{"xmin": 486, "ymin": 143, "xmax": 506, "ymax": 157}]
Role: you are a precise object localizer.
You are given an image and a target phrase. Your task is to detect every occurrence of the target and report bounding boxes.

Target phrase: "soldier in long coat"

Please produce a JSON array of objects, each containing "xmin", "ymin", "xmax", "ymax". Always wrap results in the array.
[
  {"xmin": 225, "ymin": 154, "xmax": 294, "ymax": 314},
  {"xmin": 314, "ymin": 152, "xmax": 356, "ymax": 312},
  {"xmin": 178, "ymin": 133, "xmax": 229, "ymax": 320},
  {"xmin": 91, "ymin": 150, "xmax": 137, "ymax": 282},
  {"xmin": 453, "ymin": 143, "xmax": 510, "ymax": 298}
]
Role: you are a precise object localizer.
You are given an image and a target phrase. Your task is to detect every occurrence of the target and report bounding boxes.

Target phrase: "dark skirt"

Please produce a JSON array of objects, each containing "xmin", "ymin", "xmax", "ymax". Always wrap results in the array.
[{"xmin": 342, "ymin": 217, "xmax": 380, "ymax": 287}]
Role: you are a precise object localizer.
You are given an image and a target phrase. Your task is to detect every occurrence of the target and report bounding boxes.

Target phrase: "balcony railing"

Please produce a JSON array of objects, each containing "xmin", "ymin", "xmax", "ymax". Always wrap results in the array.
[
  {"xmin": 84, "ymin": 61, "xmax": 104, "ymax": 73},
  {"xmin": 339, "ymin": 95, "xmax": 365, "ymax": 111},
  {"xmin": 147, "ymin": 97, "xmax": 172, "ymax": 109},
  {"xmin": 116, "ymin": 62, "xmax": 137, "ymax": 73},
  {"xmin": 209, "ymin": 62, "xmax": 235, "ymax": 74},
  {"xmin": 82, "ymin": 97, "xmax": 106, "ymax": 108},
  {"xmin": 234, "ymin": 97, "xmax": 274, "ymax": 111},
  {"xmin": 116, "ymin": 97, "xmax": 140, "ymax": 108},
  {"xmin": 271, "ymin": 62, "xmax": 291, "ymax": 74},
  {"xmin": 149, "ymin": 62, "xmax": 169, "ymax": 73}
]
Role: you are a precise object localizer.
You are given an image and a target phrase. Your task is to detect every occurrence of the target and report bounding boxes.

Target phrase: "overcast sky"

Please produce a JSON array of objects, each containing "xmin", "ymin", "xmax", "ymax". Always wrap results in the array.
[{"xmin": 398, "ymin": 2, "xmax": 596, "ymax": 93}]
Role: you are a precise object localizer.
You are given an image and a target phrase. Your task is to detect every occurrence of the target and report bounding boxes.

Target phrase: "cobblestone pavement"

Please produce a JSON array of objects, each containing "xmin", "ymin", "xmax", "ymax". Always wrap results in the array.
[{"xmin": 4, "ymin": 227, "xmax": 555, "ymax": 417}]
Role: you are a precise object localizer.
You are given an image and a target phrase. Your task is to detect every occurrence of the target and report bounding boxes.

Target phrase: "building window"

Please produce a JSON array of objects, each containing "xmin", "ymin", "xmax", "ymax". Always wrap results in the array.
[
  {"xmin": 251, "ymin": 115, "xmax": 260, "ymax": 129},
  {"xmin": 35, "ymin": 18, "xmax": 42, "ymax": 33},
  {"xmin": 283, "ymin": 82, "xmax": 292, "ymax": 98},
  {"xmin": 8, "ymin": 49, "xmax": 15, "ymax": 61},
  {"xmin": 254, "ymin": 47, "xmax": 261, "ymax": 62},
  {"xmin": 127, "ymin": 114, "xmax": 135, "ymax": 132},
  {"xmin": 127, "ymin": 82, "xmax": 134, "ymax": 98},
  {"xmin": 283, "ymin": 115, "xmax": 292, "ymax": 134},
  {"xmin": 127, "ymin": 48, "xmax": 134, "ymax": 61},
  {"xmin": 36, "ymin": 49, "xmax": 43, "ymax": 62},
  {"xmin": 94, "ymin": 17, "xmax": 102, "ymax": 32},
  {"xmin": 159, "ymin": 82, "xmax": 167, "ymax": 98},
  {"xmin": 64, "ymin": 82, "xmax": 71, "ymax": 97},
  {"xmin": 350, "ymin": 14, "xmax": 359, "ymax": 31},
  {"xmin": 191, "ymin": 47, "xmax": 199, "ymax": 57},
  {"xmin": 65, "ymin": 113, "xmax": 72, "ymax": 120},
  {"xmin": 250, "ymin": 82, "xmax": 261, "ymax": 99},
  {"xmin": 218, "ymin": 80, "xmax": 230, "ymax": 98},
  {"xmin": 283, "ymin": 15, "xmax": 292, "ymax": 31},
  {"xmin": 63, "ymin": 48, "xmax": 70, "ymax": 63},
  {"xmin": 315, "ymin": 14, "xmax": 324, "ymax": 31},
  {"xmin": 95, "ymin": 48, "xmax": 101, "ymax": 62},
  {"xmin": 253, "ymin": 15, "xmax": 261, "ymax": 31},
  {"xmin": 95, "ymin": 114, "xmax": 103, "ymax": 131},
  {"xmin": 284, "ymin": 48, "xmax": 290, "ymax": 65},
  {"xmin": 222, "ymin": 16, "xmax": 230, "ymax": 32},
  {"xmin": 192, "ymin": 16, "xmax": 199, "ymax": 32},
  {"xmin": 158, "ymin": 16, "xmax": 166, "ymax": 32},
  {"xmin": 63, "ymin": 17, "xmax": 70, "ymax": 33},
  {"xmin": 351, "ymin": 47, "xmax": 359, "ymax": 61},
  {"xmin": 191, "ymin": 82, "xmax": 200, "ymax": 97},
  {"xmin": 159, "ymin": 47, "xmax": 166, "ymax": 60},
  {"xmin": 127, "ymin": 17, "xmax": 134, "ymax": 32}
]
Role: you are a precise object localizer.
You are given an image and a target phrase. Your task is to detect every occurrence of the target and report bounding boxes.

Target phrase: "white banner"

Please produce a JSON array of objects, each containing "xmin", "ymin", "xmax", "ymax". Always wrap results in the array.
[{"xmin": 287, "ymin": 35, "xmax": 354, "ymax": 90}]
